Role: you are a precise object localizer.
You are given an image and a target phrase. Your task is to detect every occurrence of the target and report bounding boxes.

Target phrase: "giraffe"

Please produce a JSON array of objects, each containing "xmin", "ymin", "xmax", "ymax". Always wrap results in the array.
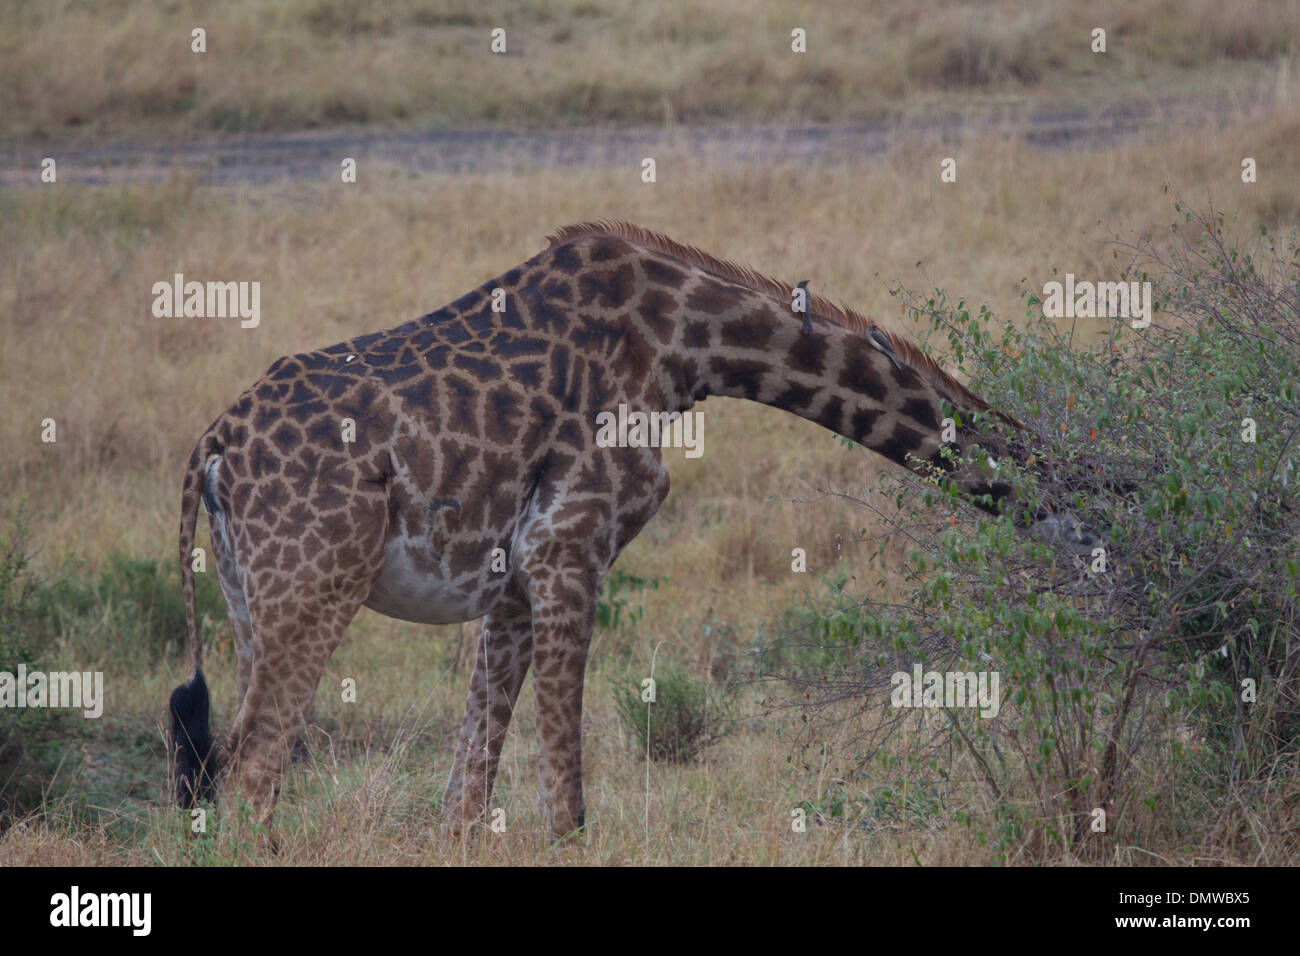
[{"xmin": 169, "ymin": 220, "xmax": 1094, "ymax": 843}]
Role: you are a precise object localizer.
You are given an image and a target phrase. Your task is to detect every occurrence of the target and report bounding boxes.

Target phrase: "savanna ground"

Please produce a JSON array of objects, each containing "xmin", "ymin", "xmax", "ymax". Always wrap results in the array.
[{"xmin": 1, "ymin": 1, "xmax": 1298, "ymax": 865}]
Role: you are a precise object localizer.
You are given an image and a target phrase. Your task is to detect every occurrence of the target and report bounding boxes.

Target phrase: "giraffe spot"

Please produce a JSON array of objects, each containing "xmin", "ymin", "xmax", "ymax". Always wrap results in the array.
[
  {"xmin": 642, "ymin": 257, "xmax": 687, "ymax": 287},
  {"xmin": 850, "ymin": 407, "xmax": 884, "ymax": 440},
  {"xmin": 248, "ymin": 438, "xmax": 280, "ymax": 478},
  {"xmin": 838, "ymin": 340, "xmax": 889, "ymax": 401},
  {"xmin": 449, "ymin": 539, "xmax": 488, "ymax": 576},
  {"xmin": 685, "ymin": 278, "xmax": 748, "ymax": 315},
  {"xmin": 394, "ymin": 434, "xmax": 435, "ymax": 490},
  {"xmin": 571, "ymin": 313, "xmax": 620, "ymax": 355},
  {"xmin": 548, "ymin": 347, "xmax": 570, "ymax": 403},
  {"xmin": 305, "ymin": 416, "xmax": 342, "ymax": 449},
  {"xmin": 440, "ymin": 322, "xmax": 473, "ymax": 345},
  {"xmin": 820, "ymin": 395, "xmax": 846, "ymax": 433},
  {"xmin": 423, "ymin": 345, "xmax": 450, "ymax": 370},
  {"xmin": 261, "ymin": 573, "xmax": 292, "ymax": 599},
  {"xmin": 636, "ymin": 289, "xmax": 677, "ymax": 344},
  {"xmin": 248, "ymin": 478, "xmax": 290, "ymax": 526},
  {"xmin": 485, "ymin": 386, "xmax": 522, "ymax": 444},
  {"xmin": 512, "ymin": 360, "xmax": 544, "ymax": 387},
  {"xmin": 660, "ymin": 353, "xmax": 699, "ymax": 399},
  {"xmin": 577, "ymin": 264, "xmax": 636, "ymax": 309},
  {"xmin": 889, "ymin": 361, "xmax": 924, "ymax": 390},
  {"xmin": 313, "ymin": 483, "xmax": 351, "ymax": 515},
  {"xmin": 774, "ymin": 382, "xmax": 819, "ymax": 410},
  {"xmin": 618, "ymin": 326, "xmax": 654, "ymax": 384},
  {"xmin": 550, "ymin": 242, "xmax": 583, "ymax": 274},
  {"xmin": 364, "ymin": 340, "xmax": 403, "ymax": 364},
  {"xmin": 541, "ymin": 277, "xmax": 572, "ymax": 301},
  {"xmin": 444, "ymin": 375, "xmax": 480, "ymax": 434},
  {"xmin": 556, "ymin": 417, "xmax": 587, "ymax": 451},
  {"xmin": 788, "ymin": 332, "xmax": 829, "ymax": 375},
  {"xmin": 307, "ymin": 372, "xmax": 352, "ymax": 399},
  {"xmin": 278, "ymin": 542, "xmax": 302, "ymax": 571},
  {"xmin": 463, "ymin": 305, "xmax": 498, "ymax": 336},
  {"xmin": 282, "ymin": 455, "xmax": 317, "ymax": 498},
  {"xmin": 720, "ymin": 308, "xmax": 777, "ymax": 350},
  {"xmin": 525, "ymin": 280, "xmax": 572, "ymax": 332},
  {"xmin": 268, "ymin": 357, "xmax": 301, "ymax": 381},
  {"xmin": 397, "ymin": 377, "xmax": 434, "ymax": 412},
  {"xmin": 491, "ymin": 333, "xmax": 548, "ymax": 358},
  {"xmin": 876, "ymin": 424, "xmax": 926, "ymax": 464},
  {"xmin": 410, "ymin": 328, "xmax": 439, "ymax": 350},
  {"xmin": 439, "ymin": 439, "xmax": 476, "ymax": 493},
  {"xmin": 375, "ymin": 363, "xmax": 425, "ymax": 385},
  {"xmin": 707, "ymin": 356, "xmax": 768, "ymax": 400},
  {"xmin": 573, "ymin": 454, "xmax": 610, "ymax": 493},
  {"xmin": 488, "ymin": 488, "xmax": 517, "ymax": 528},
  {"xmin": 900, "ymin": 396, "xmax": 940, "ymax": 431},
  {"xmin": 587, "ymin": 363, "xmax": 614, "ymax": 409},
  {"xmin": 683, "ymin": 319, "xmax": 711, "ymax": 349},
  {"xmin": 588, "ymin": 237, "xmax": 633, "ymax": 261},
  {"xmin": 448, "ymin": 289, "xmax": 484, "ymax": 313},
  {"xmin": 269, "ymin": 422, "xmax": 303, "ymax": 453},
  {"xmin": 285, "ymin": 381, "xmax": 328, "ymax": 416},
  {"xmin": 453, "ymin": 353, "xmax": 503, "ymax": 381},
  {"xmin": 343, "ymin": 330, "xmax": 388, "ymax": 353},
  {"xmin": 284, "ymin": 501, "xmax": 314, "ymax": 528}
]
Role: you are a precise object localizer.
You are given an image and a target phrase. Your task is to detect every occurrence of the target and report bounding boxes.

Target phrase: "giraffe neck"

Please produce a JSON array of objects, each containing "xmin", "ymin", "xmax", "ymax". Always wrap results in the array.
[{"xmin": 653, "ymin": 287, "xmax": 1017, "ymax": 513}]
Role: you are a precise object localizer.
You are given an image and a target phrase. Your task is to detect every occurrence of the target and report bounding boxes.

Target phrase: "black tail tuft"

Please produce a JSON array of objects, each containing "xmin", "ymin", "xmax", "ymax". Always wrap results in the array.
[{"xmin": 169, "ymin": 669, "xmax": 218, "ymax": 807}]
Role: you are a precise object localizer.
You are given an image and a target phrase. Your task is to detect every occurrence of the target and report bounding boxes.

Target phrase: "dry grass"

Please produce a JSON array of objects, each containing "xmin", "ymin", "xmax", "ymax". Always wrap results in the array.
[
  {"xmin": 3, "ymin": 0, "xmax": 1298, "ymax": 145},
  {"xmin": 2, "ymin": 102, "xmax": 1300, "ymax": 864}
]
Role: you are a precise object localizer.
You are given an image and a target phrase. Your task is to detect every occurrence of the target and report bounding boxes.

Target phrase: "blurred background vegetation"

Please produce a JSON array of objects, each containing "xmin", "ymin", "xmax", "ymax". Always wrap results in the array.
[{"xmin": 1, "ymin": 0, "xmax": 1298, "ymax": 144}]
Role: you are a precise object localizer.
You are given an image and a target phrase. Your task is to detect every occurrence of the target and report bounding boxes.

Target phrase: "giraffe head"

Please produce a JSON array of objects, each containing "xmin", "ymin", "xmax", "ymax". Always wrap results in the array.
[
  {"xmin": 926, "ymin": 397, "xmax": 1109, "ymax": 558},
  {"xmin": 851, "ymin": 328, "xmax": 1108, "ymax": 557}
]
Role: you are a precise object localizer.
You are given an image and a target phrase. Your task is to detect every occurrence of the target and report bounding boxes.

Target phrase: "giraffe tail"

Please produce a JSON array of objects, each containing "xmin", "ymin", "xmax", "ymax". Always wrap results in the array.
[{"xmin": 170, "ymin": 437, "xmax": 219, "ymax": 807}]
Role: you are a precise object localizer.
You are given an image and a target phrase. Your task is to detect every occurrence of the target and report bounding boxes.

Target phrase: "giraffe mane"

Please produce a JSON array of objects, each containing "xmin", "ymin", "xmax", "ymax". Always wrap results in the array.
[{"xmin": 547, "ymin": 219, "xmax": 998, "ymax": 417}]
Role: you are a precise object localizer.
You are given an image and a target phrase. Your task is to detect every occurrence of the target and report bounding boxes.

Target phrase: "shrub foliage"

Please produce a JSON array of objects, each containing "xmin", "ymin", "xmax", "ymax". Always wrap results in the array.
[{"xmin": 753, "ymin": 203, "xmax": 1300, "ymax": 861}]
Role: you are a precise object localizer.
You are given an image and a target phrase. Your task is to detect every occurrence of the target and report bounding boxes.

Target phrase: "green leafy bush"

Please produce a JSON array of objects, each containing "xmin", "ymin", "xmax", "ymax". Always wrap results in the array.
[
  {"xmin": 613, "ymin": 655, "xmax": 736, "ymax": 763},
  {"xmin": 757, "ymin": 203, "xmax": 1300, "ymax": 861}
]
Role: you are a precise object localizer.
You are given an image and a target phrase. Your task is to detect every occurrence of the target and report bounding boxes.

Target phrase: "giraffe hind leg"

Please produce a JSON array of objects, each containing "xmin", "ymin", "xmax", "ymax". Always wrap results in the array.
[{"xmin": 218, "ymin": 475, "xmax": 389, "ymax": 837}]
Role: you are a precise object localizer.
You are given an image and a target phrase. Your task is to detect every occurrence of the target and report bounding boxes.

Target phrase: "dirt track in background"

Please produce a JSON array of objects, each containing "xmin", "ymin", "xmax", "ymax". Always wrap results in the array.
[{"xmin": 0, "ymin": 100, "xmax": 1264, "ymax": 187}]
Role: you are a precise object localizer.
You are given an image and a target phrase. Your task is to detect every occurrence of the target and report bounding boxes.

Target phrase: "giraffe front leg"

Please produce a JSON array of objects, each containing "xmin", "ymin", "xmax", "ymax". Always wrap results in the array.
[
  {"xmin": 528, "ymin": 571, "xmax": 597, "ymax": 842},
  {"xmin": 443, "ymin": 598, "xmax": 534, "ymax": 838}
]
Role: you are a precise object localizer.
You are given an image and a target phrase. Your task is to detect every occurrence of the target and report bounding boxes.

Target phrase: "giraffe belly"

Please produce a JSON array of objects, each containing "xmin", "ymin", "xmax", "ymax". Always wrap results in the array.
[{"xmin": 362, "ymin": 536, "xmax": 501, "ymax": 625}]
